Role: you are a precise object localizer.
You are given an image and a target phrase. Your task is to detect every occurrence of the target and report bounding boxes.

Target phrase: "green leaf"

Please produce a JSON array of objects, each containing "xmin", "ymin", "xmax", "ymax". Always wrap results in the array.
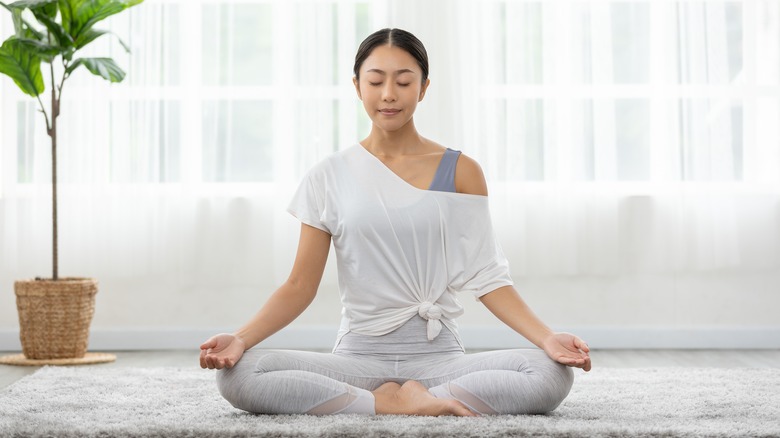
[
  {"xmin": 62, "ymin": 46, "xmax": 75, "ymax": 61},
  {"xmin": 7, "ymin": 0, "xmax": 57, "ymax": 9},
  {"xmin": 74, "ymin": 28, "xmax": 129, "ymax": 52},
  {"xmin": 33, "ymin": 10, "xmax": 74, "ymax": 49},
  {"xmin": 0, "ymin": 38, "xmax": 45, "ymax": 97},
  {"xmin": 76, "ymin": 1, "xmax": 124, "ymax": 34},
  {"xmin": 21, "ymin": 22, "xmax": 45, "ymax": 41},
  {"xmin": 65, "ymin": 0, "xmax": 143, "ymax": 41},
  {"xmin": 11, "ymin": 8, "xmax": 24, "ymax": 35},
  {"xmin": 13, "ymin": 37, "xmax": 63, "ymax": 63},
  {"xmin": 58, "ymin": 0, "xmax": 75, "ymax": 35},
  {"xmin": 40, "ymin": 1, "xmax": 56, "ymax": 16},
  {"xmin": 6, "ymin": 7, "xmax": 47, "ymax": 41},
  {"xmin": 67, "ymin": 57, "xmax": 125, "ymax": 82},
  {"xmin": 73, "ymin": 27, "xmax": 103, "ymax": 48}
]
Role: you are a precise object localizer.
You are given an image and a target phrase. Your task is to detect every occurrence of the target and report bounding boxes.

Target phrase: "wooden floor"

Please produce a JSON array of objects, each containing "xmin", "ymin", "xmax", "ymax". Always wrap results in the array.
[{"xmin": 2, "ymin": 349, "xmax": 779, "ymax": 390}]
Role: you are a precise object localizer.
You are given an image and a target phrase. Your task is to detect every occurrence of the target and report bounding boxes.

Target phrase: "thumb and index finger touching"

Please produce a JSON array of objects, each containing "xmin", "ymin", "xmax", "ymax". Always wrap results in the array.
[
  {"xmin": 200, "ymin": 337, "xmax": 218, "ymax": 351},
  {"xmin": 573, "ymin": 336, "xmax": 590, "ymax": 353}
]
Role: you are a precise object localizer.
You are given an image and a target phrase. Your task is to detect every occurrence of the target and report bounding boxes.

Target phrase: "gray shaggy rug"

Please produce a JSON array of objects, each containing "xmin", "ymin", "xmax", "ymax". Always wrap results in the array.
[{"xmin": 0, "ymin": 366, "xmax": 778, "ymax": 437}]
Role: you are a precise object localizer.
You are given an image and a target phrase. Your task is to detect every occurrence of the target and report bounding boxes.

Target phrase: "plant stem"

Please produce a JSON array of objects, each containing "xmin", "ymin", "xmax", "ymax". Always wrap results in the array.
[
  {"xmin": 36, "ymin": 94, "xmax": 51, "ymax": 133},
  {"xmin": 50, "ymin": 60, "xmax": 58, "ymax": 281},
  {"xmin": 58, "ymin": 58, "xmax": 67, "ymax": 114}
]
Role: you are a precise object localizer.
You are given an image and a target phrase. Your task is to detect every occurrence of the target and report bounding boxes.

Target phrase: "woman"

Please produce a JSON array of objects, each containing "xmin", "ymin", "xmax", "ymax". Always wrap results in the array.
[{"xmin": 200, "ymin": 28, "xmax": 591, "ymax": 417}]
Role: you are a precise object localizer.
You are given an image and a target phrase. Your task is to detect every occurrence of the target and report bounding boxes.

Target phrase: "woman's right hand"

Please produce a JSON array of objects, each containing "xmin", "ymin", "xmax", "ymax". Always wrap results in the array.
[{"xmin": 199, "ymin": 333, "xmax": 246, "ymax": 369}]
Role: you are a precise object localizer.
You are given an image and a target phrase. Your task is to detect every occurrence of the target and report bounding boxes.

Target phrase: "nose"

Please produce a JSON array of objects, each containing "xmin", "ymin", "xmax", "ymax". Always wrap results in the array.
[{"xmin": 381, "ymin": 82, "xmax": 396, "ymax": 102}]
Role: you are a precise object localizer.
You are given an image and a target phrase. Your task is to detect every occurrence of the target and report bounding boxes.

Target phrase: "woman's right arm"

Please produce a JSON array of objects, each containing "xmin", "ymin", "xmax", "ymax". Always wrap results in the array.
[{"xmin": 200, "ymin": 223, "xmax": 332, "ymax": 369}]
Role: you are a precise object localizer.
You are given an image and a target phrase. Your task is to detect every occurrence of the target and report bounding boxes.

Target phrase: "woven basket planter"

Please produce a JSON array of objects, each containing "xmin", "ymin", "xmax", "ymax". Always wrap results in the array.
[{"xmin": 14, "ymin": 278, "xmax": 98, "ymax": 360}]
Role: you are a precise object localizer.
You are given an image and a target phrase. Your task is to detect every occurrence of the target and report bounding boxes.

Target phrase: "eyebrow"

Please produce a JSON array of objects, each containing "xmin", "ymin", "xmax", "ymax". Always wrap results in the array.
[{"xmin": 365, "ymin": 68, "xmax": 416, "ymax": 75}]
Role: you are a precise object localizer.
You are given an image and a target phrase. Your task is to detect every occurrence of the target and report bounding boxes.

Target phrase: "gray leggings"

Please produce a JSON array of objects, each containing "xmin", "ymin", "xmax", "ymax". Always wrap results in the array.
[{"xmin": 216, "ymin": 316, "xmax": 574, "ymax": 415}]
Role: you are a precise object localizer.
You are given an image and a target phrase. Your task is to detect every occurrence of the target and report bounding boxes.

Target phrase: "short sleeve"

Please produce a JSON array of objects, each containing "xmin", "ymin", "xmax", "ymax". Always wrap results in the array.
[
  {"xmin": 287, "ymin": 170, "xmax": 332, "ymax": 234},
  {"xmin": 447, "ymin": 201, "xmax": 514, "ymax": 299}
]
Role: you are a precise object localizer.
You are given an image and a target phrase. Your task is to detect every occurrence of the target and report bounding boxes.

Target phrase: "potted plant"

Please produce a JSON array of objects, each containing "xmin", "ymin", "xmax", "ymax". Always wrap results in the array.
[{"xmin": 0, "ymin": 0, "xmax": 143, "ymax": 360}]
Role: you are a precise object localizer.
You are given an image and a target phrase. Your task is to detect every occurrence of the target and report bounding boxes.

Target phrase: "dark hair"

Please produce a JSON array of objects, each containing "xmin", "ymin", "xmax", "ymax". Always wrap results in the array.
[{"xmin": 353, "ymin": 28, "xmax": 429, "ymax": 84}]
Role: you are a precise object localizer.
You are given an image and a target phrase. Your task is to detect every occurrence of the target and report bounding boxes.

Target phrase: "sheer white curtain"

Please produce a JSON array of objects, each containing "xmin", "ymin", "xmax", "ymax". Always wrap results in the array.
[
  {"xmin": 407, "ymin": 0, "xmax": 780, "ymax": 277},
  {"xmin": 0, "ymin": 1, "xmax": 379, "ymax": 327},
  {"xmin": 1, "ymin": 0, "xmax": 779, "ymax": 330}
]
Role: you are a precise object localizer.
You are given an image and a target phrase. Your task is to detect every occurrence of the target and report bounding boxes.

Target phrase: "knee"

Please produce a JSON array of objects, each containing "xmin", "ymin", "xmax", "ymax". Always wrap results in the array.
[
  {"xmin": 215, "ymin": 352, "xmax": 290, "ymax": 413},
  {"xmin": 216, "ymin": 364, "xmax": 252, "ymax": 411},
  {"xmin": 499, "ymin": 351, "xmax": 574, "ymax": 414},
  {"xmin": 215, "ymin": 353, "xmax": 267, "ymax": 412},
  {"xmin": 530, "ymin": 359, "xmax": 574, "ymax": 414}
]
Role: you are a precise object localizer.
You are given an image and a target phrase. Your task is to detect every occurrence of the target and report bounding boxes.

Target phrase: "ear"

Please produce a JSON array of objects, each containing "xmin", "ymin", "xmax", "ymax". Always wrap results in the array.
[
  {"xmin": 418, "ymin": 78, "xmax": 431, "ymax": 102},
  {"xmin": 353, "ymin": 76, "xmax": 362, "ymax": 100}
]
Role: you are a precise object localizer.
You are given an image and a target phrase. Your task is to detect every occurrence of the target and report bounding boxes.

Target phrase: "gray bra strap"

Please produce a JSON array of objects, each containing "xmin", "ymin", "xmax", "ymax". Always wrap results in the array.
[{"xmin": 428, "ymin": 148, "xmax": 462, "ymax": 193}]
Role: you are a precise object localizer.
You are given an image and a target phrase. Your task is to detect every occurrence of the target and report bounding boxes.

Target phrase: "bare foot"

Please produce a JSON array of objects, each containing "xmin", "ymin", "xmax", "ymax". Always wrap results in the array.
[
  {"xmin": 373, "ymin": 381, "xmax": 402, "ymax": 396},
  {"xmin": 372, "ymin": 380, "xmax": 477, "ymax": 417}
]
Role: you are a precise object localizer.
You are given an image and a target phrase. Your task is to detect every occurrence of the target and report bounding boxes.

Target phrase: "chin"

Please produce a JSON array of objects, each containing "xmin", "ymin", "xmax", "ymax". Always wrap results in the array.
[{"xmin": 373, "ymin": 119, "xmax": 411, "ymax": 133}]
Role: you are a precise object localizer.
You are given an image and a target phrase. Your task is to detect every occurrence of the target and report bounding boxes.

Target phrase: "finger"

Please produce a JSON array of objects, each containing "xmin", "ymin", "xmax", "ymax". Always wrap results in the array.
[
  {"xmin": 200, "ymin": 338, "xmax": 217, "ymax": 350},
  {"xmin": 555, "ymin": 352, "xmax": 581, "ymax": 362},
  {"xmin": 199, "ymin": 349, "xmax": 208, "ymax": 369},
  {"xmin": 556, "ymin": 356, "xmax": 575, "ymax": 366},
  {"xmin": 574, "ymin": 337, "xmax": 590, "ymax": 353},
  {"xmin": 558, "ymin": 356, "xmax": 585, "ymax": 367},
  {"xmin": 571, "ymin": 355, "xmax": 591, "ymax": 370}
]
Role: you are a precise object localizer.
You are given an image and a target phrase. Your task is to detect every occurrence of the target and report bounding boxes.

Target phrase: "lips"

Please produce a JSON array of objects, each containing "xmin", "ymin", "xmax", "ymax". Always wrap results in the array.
[{"xmin": 379, "ymin": 108, "xmax": 401, "ymax": 115}]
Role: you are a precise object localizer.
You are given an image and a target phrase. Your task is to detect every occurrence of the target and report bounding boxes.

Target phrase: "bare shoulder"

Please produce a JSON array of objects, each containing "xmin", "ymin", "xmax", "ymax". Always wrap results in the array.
[{"xmin": 454, "ymin": 153, "xmax": 488, "ymax": 196}]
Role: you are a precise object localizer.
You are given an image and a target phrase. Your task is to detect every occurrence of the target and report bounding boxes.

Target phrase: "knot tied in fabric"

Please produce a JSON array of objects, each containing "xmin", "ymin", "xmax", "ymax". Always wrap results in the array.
[{"xmin": 418, "ymin": 302, "xmax": 443, "ymax": 341}]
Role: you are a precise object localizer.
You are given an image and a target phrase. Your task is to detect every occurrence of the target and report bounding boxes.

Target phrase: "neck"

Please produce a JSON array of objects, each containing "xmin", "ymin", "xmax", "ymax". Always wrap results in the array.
[{"xmin": 361, "ymin": 119, "xmax": 426, "ymax": 157}]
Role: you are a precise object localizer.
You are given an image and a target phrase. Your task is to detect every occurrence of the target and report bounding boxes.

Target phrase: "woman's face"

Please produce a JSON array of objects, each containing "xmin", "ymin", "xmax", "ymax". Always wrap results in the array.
[{"xmin": 353, "ymin": 44, "xmax": 430, "ymax": 133}]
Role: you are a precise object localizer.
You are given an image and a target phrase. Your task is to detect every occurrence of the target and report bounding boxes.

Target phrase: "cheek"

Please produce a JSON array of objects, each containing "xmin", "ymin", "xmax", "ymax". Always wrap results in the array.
[
  {"xmin": 408, "ymin": 86, "xmax": 424, "ymax": 100},
  {"xmin": 360, "ymin": 85, "xmax": 380, "ymax": 101},
  {"xmin": 408, "ymin": 91, "xmax": 423, "ymax": 105}
]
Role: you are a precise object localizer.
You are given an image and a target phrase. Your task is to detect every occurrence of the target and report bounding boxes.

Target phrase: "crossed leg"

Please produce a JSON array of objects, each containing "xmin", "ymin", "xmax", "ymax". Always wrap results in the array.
[
  {"xmin": 416, "ymin": 349, "xmax": 575, "ymax": 415},
  {"xmin": 216, "ymin": 348, "xmax": 573, "ymax": 416}
]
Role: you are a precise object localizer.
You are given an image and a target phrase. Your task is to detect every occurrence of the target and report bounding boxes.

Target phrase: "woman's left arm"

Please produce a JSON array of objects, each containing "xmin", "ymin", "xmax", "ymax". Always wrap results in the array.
[
  {"xmin": 479, "ymin": 286, "xmax": 592, "ymax": 371},
  {"xmin": 455, "ymin": 154, "xmax": 590, "ymax": 371}
]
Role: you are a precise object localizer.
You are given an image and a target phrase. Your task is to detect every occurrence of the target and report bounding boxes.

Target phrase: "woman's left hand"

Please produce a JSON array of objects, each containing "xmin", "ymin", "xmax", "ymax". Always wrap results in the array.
[{"xmin": 541, "ymin": 333, "xmax": 592, "ymax": 372}]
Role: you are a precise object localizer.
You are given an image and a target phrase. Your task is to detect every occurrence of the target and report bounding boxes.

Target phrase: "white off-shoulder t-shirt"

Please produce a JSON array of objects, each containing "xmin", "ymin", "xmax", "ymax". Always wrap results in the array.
[{"xmin": 287, "ymin": 144, "xmax": 514, "ymax": 349}]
